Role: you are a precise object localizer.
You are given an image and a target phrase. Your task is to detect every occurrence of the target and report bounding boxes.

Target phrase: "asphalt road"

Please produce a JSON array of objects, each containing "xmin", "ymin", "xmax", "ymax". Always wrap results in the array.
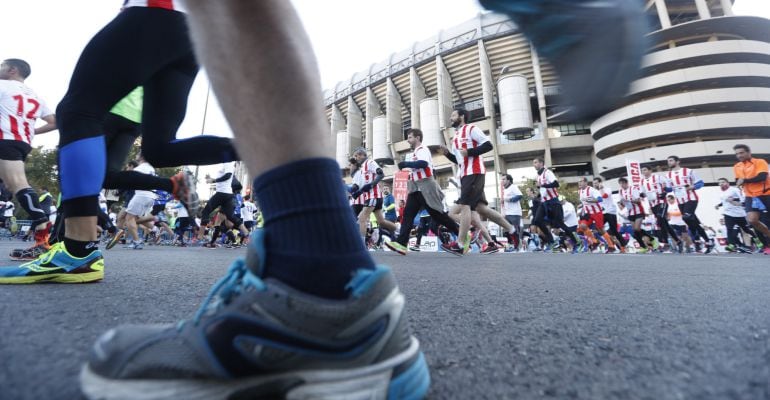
[{"xmin": 0, "ymin": 241, "xmax": 768, "ymax": 400}]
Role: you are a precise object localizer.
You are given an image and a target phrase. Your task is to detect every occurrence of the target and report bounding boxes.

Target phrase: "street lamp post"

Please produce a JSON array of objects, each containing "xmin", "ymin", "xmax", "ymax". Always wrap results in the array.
[{"xmin": 193, "ymin": 81, "xmax": 211, "ymax": 183}]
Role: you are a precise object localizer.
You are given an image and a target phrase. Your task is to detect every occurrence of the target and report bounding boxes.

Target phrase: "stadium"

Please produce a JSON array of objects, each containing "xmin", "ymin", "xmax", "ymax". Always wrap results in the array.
[{"xmin": 324, "ymin": 0, "xmax": 770, "ymax": 223}]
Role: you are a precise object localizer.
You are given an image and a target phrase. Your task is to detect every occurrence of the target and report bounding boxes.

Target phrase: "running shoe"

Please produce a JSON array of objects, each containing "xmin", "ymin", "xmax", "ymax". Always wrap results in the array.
[
  {"xmin": 441, "ymin": 241, "xmax": 464, "ymax": 257},
  {"xmin": 650, "ymin": 238, "xmax": 661, "ymax": 251},
  {"xmin": 80, "ymin": 231, "xmax": 430, "ymax": 400},
  {"xmin": 763, "ymin": 247, "xmax": 770, "ymax": 256},
  {"xmin": 637, "ymin": 247, "xmax": 649, "ymax": 254},
  {"xmin": 385, "ymin": 241, "xmax": 408, "ymax": 255},
  {"xmin": 171, "ymin": 169, "xmax": 200, "ymax": 218},
  {"xmin": 736, "ymin": 246, "xmax": 753, "ymax": 254},
  {"xmin": 481, "ymin": 242, "xmax": 500, "ymax": 254},
  {"xmin": 132, "ymin": 241, "xmax": 144, "ymax": 250},
  {"xmin": 0, "ymin": 242, "xmax": 103, "ymax": 284},
  {"xmin": 408, "ymin": 245, "xmax": 421, "ymax": 252},
  {"xmin": 9, "ymin": 243, "xmax": 50, "ymax": 261},
  {"xmin": 704, "ymin": 240, "xmax": 715, "ymax": 254},
  {"xmin": 478, "ymin": 0, "xmax": 648, "ymax": 119},
  {"xmin": 106, "ymin": 230, "xmax": 125, "ymax": 250}
]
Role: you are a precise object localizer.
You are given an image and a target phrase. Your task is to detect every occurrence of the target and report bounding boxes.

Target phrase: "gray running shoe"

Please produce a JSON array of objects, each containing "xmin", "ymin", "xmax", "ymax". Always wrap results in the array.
[{"xmin": 80, "ymin": 232, "xmax": 430, "ymax": 400}]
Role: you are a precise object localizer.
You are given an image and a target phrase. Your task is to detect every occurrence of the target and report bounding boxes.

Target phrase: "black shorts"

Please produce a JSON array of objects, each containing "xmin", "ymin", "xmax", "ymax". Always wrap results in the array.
[
  {"xmin": 244, "ymin": 220, "xmax": 255, "ymax": 231},
  {"xmin": 150, "ymin": 204, "xmax": 166, "ymax": 216},
  {"xmin": 0, "ymin": 140, "xmax": 32, "ymax": 161},
  {"xmin": 364, "ymin": 198, "xmax": 384, "ymax": 211},
  {"xmin": 627, "ymin": 213, "xmax": 645, "ymax": 222},
  {"xmin": 457, "ymin": 174, "xmax": 488, "ymax": 211},
  {"xmin": 201, "ymin": 192, "xmax": 242, "ymax": 226}
]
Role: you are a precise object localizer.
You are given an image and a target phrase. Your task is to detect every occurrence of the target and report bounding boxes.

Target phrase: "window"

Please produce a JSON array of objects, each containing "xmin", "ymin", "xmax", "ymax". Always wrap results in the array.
[{"xmin": 550, "ymin": 122, "xmax": 591, "ymax": 136}]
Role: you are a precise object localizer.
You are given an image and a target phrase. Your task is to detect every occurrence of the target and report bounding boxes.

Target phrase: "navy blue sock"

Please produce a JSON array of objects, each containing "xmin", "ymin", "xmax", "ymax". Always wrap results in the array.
[{"xmin": 251, "ymin": 158, "xmax": 375, "ymax": 299}]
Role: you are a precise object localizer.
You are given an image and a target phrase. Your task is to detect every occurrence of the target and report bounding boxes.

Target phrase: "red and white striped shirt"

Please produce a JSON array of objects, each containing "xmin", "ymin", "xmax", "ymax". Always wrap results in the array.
[
  {"xmin": 451, "ymin": 124, "xmax": 488, "ymax": 178},
  {"xmin": 123, "ymin": 0, "xmax": 184, "ymax": 11},
  {"xmin": 361, "ymin": 159, "xmax": 382, "ymax": 200},
  {"xmin": 0, "ymin": 80, "xmax": 53, "ymax": 145},
  {"xmin": 579, "ymin": 186, "xmax": 603, "ymax": 214},
  {"xmin": 537, "ymin": 168, "xmax": 559, "ymax": 201},
  {"xmin": 641, "ymin": 174, "xmax": 665, "ymax": 207},
  {"xmin": 619, "ymin": 186, "xmax": 645, "ymax": 215},
  {"xmin": 666, "ymin": 168, "xmax": 700, "ymax": 204},
  {"xmin": 350, "ymin": 169, "xmax": 367, "ymax": 205},
  {"xmin": 409, "ymin": 145, "xmax": 433, "ymax": 181}
]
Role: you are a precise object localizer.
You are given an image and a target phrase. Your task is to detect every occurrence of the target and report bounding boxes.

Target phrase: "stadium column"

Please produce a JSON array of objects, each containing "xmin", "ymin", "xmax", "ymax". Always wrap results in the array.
[
  {"xmin": 694, "ymin": 0, "xmax": 712, "ymax": 19},
  {"xmin": 478, "ymin": 39, "xmax": 504, "ymax": 202},
  {"xmin": 529, "ymin": 43, "xmax": 552, "ymax": 166},
  {"xmin": 347, "ymin": 96, "xmax": 363, "ymax": 155},
  {"xmin": 365, "ymin": 87, "xmax": 380, "ymax": 155},
  {"xmin": 386, "ymin": 77, "xmax": 401, "ymax": 159},
  {"xmin": 409, "ymin": 67, "xmax": 427, "ymax": 131},
  {"xmin": 330, "ymin": 103, "xmax": 346, "ymax": 153},
  {"xmin": 654, "ymin": 0, "xmax": 672, "ymax": 29},
  {"xmin": 720, "ymin": 0, "xmax": 733, "ymax": 16}
]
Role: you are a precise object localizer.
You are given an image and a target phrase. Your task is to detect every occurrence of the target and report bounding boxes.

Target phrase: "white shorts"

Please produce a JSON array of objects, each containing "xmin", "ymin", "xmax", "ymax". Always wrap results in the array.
[{"xmin": 126, "ymin": 195, "xmax": 155, "ymax": 217}]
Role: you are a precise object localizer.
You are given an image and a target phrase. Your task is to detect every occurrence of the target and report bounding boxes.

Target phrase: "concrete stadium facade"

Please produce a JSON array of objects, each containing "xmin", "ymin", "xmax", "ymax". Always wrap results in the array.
[{"xmin": 324, "ymin": 0, "xmax": 770, "ymax": 216}]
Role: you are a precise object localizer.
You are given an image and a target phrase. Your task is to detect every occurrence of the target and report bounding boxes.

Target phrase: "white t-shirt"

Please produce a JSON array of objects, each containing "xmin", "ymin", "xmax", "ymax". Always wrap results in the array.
[
  {"xmin": 99, "ymin": 192, "xmax": 108, "ymax": 214},
  {"xmin": 562, "ymin": 201, "xmax": 578, "ymax": 228},
  {"xmin": 176, "ymin": 201, "xmax": 189, "ymax": 218},
  {"xmin": 719, "ymin": 186, "xmax": 746, "ymax": 218},
  {"xmin": 598, "ymin": 187, "xmax": 618, "ymax": 214},
  {"xmin": 214, "ymin": 162, "xmax": 235, "ymax": 194},
  {"xmin": 241, "ymin": 201, "xmax": 256, "ymax": 222},
  {"xmin": 0, "ymin": 80, "xmax": 53, "ymax": 145},
  {"xmin": 123, "ymin": 0, "xmax": 186, "ymax": 12},
  {"xmin": 3, "ymin": 203, "xmax": 14, "ymax": 217},
  {"xmin": 133, "ymin": 162, "xmax": 157, "ymax": 199},
  {"xmin": 502, "ymin": 184, "xmax": 522, "ymax": 216}
]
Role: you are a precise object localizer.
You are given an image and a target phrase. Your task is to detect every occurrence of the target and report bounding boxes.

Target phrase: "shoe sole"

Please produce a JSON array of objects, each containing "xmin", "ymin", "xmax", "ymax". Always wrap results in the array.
[
  {"xmin": 106, "ymin": 232, "xmax": 125, "ymax": 250},
  {"xmin": 0, "ymin": 263, "xmax": 104, "ymax": 284},
  {"xmin": 439, "ymin": 245, "xmax": 463, "ymax": 257},
  {"xmin": 80, "ymin": 337, "xmax": 430, "ymax": 400},
  {"xmin": 384, "ymin": 241, "xmax": 407, "ymax": 256},
  {"xmin": 8, "ymin": 256, "xmax": 39, "ymax": 261}
]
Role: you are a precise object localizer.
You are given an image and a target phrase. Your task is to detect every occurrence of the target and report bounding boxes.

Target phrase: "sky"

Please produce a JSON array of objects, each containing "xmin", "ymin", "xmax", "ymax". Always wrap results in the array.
[{"xmin": 3, "ymin": 0, "xmax": 770, "ymax": 199}]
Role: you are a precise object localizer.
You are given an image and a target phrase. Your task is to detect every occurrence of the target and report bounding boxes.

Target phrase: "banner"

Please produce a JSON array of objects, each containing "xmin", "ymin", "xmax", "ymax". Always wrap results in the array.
[
  {"xmin": 625, "ymin": 159, "xmax": 642, "ymax": 189},
  {"xmin": 393, "ymin": 171, "xmax": 410, "ymax": 205},
  {"xmin": 407, "ymin": 236, "xmax": 439, "ymax": 252}
]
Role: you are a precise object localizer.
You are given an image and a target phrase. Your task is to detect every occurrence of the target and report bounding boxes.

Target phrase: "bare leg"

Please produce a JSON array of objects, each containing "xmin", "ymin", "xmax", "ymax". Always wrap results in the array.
[
  {"xmin": 185, "ymin": 0, "xmax": 376, "ymax": 298},
  {"xmin": 358, "ymin": 208, "xmax": 373, "ymax": 238},
  {"xmin": 184, "ymin": 1, "xmax": 328, "ymax": 175},
  {"xmin": 476, "ymin": 203, "xmax": 514, "ymax": 233},
  {"xmin": 125, "ymin": 214, "xmax": 140, "ymax": 242},
  {"xmin": 374, "ymin": 210, "xmax": 397, "ymax": 232}
]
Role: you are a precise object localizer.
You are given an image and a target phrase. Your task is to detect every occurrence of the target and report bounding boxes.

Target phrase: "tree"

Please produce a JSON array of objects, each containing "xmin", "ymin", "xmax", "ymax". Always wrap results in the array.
[
  {"xmin": 517, "ymin": 178, "xmax": 580, "ymax": 217},
  {"xmin": 24, "ymin": 146, "xmax": 59, "ymax": 198},
  {"xmin": 126, "ymin": 138, "xmax": 181, "ymax": 178}
]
